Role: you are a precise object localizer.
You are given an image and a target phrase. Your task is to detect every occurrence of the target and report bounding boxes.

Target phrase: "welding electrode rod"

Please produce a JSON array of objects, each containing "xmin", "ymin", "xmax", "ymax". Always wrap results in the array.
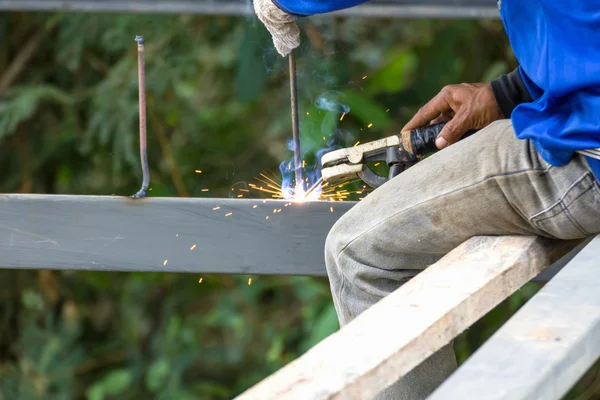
[
  {"xmin": 132, "ymin": 35, "xmax": 150, "ymax": 199},
  {"xmin": 303, "ymin": 177, "xmax": 323, "ymax": 199},
  {"xmin": 289, "ymin": 50, "xmax": 303, "ymax": 189}
]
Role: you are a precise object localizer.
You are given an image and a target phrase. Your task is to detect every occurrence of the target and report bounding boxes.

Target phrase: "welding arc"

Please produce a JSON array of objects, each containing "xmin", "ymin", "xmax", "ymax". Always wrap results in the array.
[
  {"xmin": 289, "ymin": 50, "xmax": 303, "ymax": 190},
  {"xmin": 131, "ymin": 35, "xmax": 150, "ymax": 199}
]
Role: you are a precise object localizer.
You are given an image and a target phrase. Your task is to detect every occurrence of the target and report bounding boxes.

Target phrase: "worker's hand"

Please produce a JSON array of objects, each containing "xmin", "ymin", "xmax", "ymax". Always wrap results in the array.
[
  {"xmin": 402, "ymin": 82, "xmax": 503, "ymax": 149},
  {"xmin": 253, "ymin": 0, "xmax": 300, "ymax": 57}
]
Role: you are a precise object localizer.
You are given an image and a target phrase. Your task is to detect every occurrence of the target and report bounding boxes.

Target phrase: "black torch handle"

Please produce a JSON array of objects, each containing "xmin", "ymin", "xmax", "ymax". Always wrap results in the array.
[{"xmin": 410, "ymin": 122, "xmax": 478, "ymax": 157}]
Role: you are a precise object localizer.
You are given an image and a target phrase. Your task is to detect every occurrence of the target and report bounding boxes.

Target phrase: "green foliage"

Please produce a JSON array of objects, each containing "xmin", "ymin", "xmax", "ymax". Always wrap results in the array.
[{"xmin": 0, "ymin": 10, "xmax": 597, "ymax": 400}]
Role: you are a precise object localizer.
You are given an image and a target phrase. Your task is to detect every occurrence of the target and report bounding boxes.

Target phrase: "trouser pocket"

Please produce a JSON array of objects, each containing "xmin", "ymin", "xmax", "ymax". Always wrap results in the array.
[{"xmin": 531, "ymin": 171, "xmax": 600, "ymax": 239}]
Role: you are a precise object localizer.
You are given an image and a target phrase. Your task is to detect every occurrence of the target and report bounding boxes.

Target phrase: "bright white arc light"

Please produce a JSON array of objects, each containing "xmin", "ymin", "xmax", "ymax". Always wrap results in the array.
[{"xmin": 287, "ymin": 184, "xmax": 322, "ymax": 202}]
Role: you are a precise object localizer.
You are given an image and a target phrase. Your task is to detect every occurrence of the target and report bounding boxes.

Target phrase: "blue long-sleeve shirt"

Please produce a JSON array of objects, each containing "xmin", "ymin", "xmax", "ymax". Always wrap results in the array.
[
  {"xmin": 275, "ymin": 0, "xmax": 600, "ymax": 180},
  {"xmin": 274, "ymin": 0, "xmax": 370, "ymax": 15}
]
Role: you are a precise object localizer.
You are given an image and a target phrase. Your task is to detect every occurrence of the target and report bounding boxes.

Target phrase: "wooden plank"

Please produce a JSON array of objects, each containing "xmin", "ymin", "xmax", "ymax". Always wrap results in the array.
[
  {"xmin": 0, "ymin": 0, "xmax": 500, "ymax": 18},
  {"xmin": 0, "ymin": 194, "xmax": 355, "ymax": 275},
  {"xmin": 235, "ymin": 235, "xmax": 576, "ymax": 400},
  {"xmin": 428, "ymin": 235, "xmax": 600, "ymax": 400}
]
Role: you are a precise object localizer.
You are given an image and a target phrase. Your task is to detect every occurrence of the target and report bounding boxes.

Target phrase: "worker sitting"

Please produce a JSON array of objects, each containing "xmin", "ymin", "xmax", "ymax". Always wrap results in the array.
[{"xmin": 253, "ymin": 1, "xmax": 600, "ymax": 398}]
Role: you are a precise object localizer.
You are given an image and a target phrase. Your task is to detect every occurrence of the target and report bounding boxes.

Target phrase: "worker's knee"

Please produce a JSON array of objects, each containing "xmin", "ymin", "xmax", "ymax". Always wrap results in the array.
[
  {"xmin": 324, "ymin": 206, "xmax": 360, "ymax": 270},
  {"xmin": 324, "ymin": 213, "xmax": 347, "ymax": 266}
]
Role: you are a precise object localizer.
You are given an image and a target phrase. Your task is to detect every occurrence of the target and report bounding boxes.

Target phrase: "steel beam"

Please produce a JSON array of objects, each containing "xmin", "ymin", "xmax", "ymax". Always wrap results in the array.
[
  {"xmin": 0, "ymin": 194, "xmax": 355, "ymax": 275},
  {"xmin": 0, "ymin": 0, "xmax": 500, "ymax": 19},
  {"xmin": 0, "ymin": 193, "xmax": 583, "ymax": 279}
]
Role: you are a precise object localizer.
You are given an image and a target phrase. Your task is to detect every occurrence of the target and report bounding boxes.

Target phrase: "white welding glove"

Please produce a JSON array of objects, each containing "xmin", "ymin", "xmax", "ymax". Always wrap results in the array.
[{"xmin": 253, "ymin": 0, "xmax": 300, "ymax": 57}]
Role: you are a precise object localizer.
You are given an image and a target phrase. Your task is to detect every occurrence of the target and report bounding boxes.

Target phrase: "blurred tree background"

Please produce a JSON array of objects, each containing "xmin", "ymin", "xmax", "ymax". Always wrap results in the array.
[{"xmin": 0, "ymin": 9, "xmax": 598, "ymax": 400}]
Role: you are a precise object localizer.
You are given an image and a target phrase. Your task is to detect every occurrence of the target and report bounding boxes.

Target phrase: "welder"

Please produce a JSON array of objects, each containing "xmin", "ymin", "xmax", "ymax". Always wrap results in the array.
[{"xmin": 253, "ymin": 1, "xmax": 600, "ymax": 398}]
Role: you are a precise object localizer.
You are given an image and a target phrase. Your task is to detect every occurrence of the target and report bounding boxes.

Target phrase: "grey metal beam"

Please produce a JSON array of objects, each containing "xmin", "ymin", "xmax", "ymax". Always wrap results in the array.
[
  {"xmin": 0, "ymin": 0, "xmax": 500, "ymax": 19},
  {"xmin": 428, "ymin": 234, "xmax": 600, "ymax": 400},
  {"xmin": 0, "ymin": 193, "xmax": 580, "ymax": 279},
  {"xmin": 0, "ymin": 194, "xmax": 355, "ymax": 275}
]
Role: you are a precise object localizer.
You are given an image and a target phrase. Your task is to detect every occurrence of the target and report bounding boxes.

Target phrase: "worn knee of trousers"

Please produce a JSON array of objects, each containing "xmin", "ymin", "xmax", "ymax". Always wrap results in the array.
[
  {"xmin": 325, "ymin": 206, "xmax": 406, "ymax": 325},
  {"xmin": 324, "ymin": 210, "xmax": 353, "ymax": 282},
  {"xmin": 324, "ymin": 204, "xmax": 372, "ymax": 276},
  {"xmin": 324, "ymin": 210, "xmax": 365, "ymax": 324}
]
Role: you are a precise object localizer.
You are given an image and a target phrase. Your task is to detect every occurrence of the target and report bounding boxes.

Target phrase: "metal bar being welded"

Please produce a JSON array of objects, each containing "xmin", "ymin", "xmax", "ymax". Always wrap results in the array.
[
  {"xmin": 0, "ymin": 193, "xmax": 582, "ymax": 281},
  {"xmin": 288, "ymin": 50, "xmax": 303, "ymax": 189},
  {"xmin": 0, "ymin": 194, "xmax": 355, "ymax": 276}
]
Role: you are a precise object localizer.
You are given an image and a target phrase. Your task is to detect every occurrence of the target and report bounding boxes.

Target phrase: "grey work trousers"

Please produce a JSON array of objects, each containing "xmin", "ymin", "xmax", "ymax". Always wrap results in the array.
[{"xmin": 324, "ymin": 119, "xmax": 600, "ymax": 399}]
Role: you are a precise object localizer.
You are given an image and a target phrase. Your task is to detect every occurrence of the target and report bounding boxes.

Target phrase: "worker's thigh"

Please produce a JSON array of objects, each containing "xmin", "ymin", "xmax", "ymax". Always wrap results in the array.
[{"xmin": 325, "ymin": 118, "xmax": 600, "ymax": 302}]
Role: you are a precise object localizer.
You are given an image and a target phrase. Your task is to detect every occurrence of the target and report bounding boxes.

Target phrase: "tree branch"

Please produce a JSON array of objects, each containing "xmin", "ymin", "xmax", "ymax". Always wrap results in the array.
[{"xmin": 0, "ymin": 26, "xmax": 46, "ymax": 97}]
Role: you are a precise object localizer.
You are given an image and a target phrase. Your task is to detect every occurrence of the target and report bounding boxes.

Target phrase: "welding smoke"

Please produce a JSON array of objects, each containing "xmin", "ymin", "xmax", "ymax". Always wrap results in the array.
[
  {"xmin": 314, "ymin": 90, "xmax": 350, "ymax": 114},
  {"xmin": 278, "ymin": 90, "xmax": 352, "ymax": 199}
]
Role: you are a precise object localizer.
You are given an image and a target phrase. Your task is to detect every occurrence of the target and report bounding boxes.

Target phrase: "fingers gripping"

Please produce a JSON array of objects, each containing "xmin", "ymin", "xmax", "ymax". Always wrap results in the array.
[
  {"xmin": 254, "ymin": 0, "xmax": 300, "ymax": 57},
  {"xmin": 403, "ymin": 85, "xmax": 471, "ymax": 149},
  {"xmin": 402, "ymin": 89, "xmax": 453, "ymax": 132},
  {"xmin": 436, "ymin": 113, "xmax": 466, "ymax": 149}
]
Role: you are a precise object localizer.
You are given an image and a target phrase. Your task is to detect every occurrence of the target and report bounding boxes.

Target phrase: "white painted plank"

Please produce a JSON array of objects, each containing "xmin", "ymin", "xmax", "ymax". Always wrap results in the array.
[
  {"xmin": 0, "ymin": 194, "xmax": 355, "ymax": 275},
  {"xmin": 236, "ymin": 235, "xmax": 575, "ymax": 400},
  {"xmin": 428, "ymin": 234, "xmax": 600, "ymax": 400}
]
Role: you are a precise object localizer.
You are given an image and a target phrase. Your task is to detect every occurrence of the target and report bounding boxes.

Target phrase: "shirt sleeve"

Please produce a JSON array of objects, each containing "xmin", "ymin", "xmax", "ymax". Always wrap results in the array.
[
  {"xmin": 273, "ymin": 0, "xmax": 371, "ymax": 16},
  {"xmin": 490, "ymin": 67, "xmax": 534, "ymax": 118}
]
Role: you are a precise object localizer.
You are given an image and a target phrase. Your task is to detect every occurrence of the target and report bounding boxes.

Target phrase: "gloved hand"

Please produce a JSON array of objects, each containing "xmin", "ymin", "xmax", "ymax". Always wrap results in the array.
[{"xmin": 253, "ymin": 0, "xmax": 300, "ymax": 57}]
